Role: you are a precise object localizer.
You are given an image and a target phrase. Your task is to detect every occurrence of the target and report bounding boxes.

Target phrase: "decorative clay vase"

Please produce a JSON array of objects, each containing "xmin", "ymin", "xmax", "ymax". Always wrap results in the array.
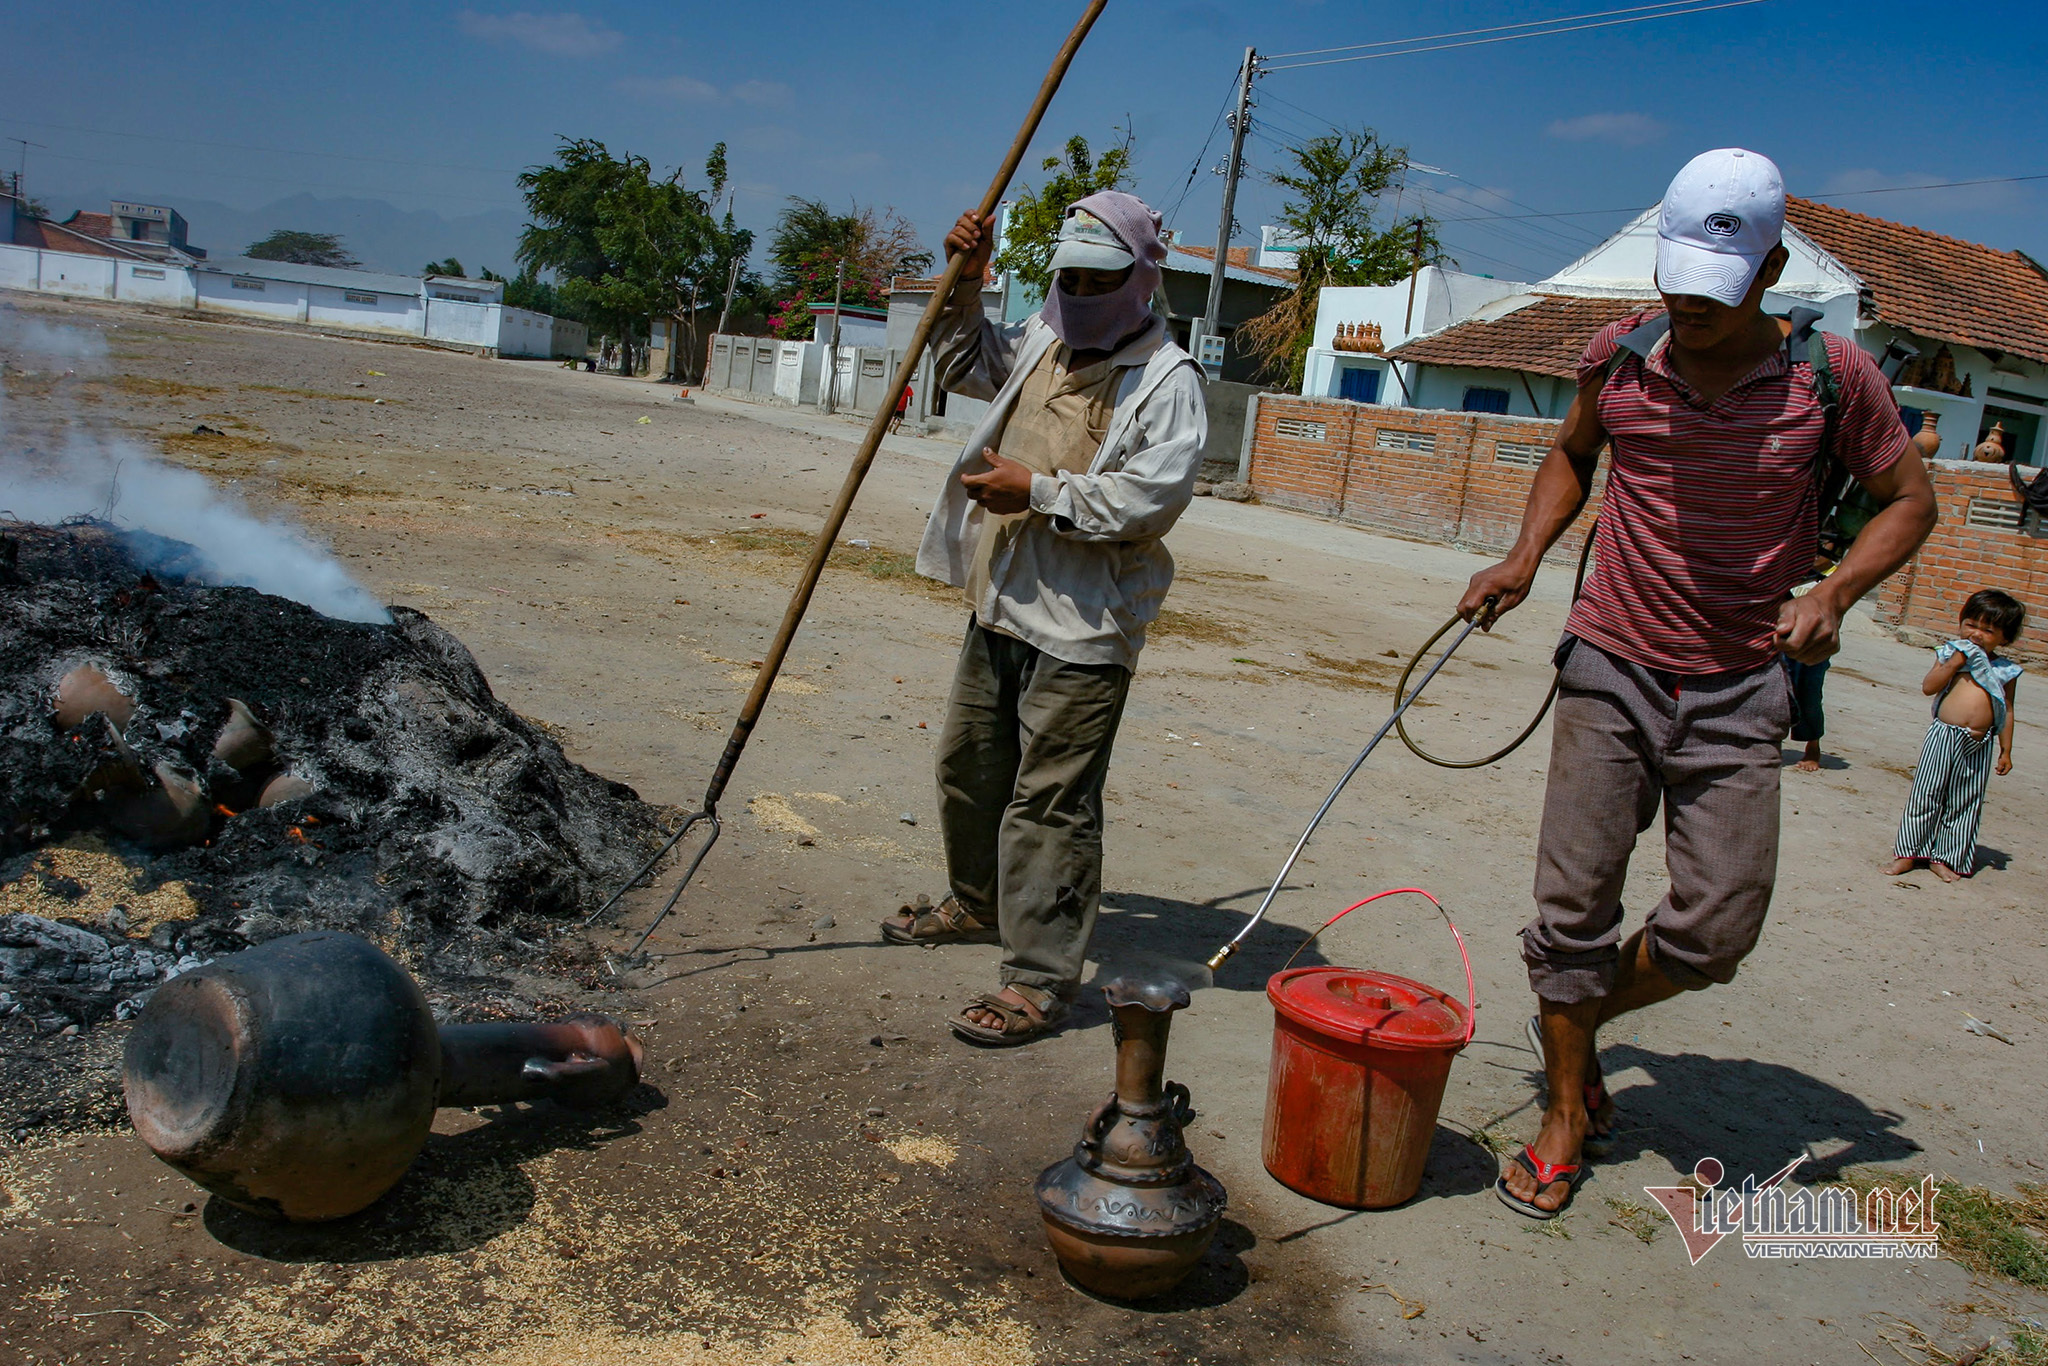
[{"xmin": 1035, "ymin": 977, "xmax": 1226, "ymax": 1300}]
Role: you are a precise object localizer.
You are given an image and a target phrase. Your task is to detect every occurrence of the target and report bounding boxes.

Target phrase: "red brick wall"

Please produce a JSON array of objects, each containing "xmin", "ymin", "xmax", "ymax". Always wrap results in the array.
[
  {"xmin": 1248, "ymin": 395, "xmax": 1605, "ymax": 566},
  {"xmin": 1251, "ymin": 398, "xmax": 2048, "ymax": 664},
  {"xmin": 1871, "ymin": 463, "xmax": 2048, "ymax": 666}
]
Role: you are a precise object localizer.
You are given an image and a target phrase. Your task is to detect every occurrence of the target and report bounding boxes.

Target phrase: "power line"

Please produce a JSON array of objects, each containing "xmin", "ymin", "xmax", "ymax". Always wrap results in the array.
[
  {"xmin": 1260, "ymin": 0, "xmax": 1771, "ymax": 71},
  {"xmin": 1263, "ymin": 0, "xmax": 1755, "ymax": 62},
  {"xmin": 1163, "ymin": 72, "xmax": 1242, "ymax": 229}
]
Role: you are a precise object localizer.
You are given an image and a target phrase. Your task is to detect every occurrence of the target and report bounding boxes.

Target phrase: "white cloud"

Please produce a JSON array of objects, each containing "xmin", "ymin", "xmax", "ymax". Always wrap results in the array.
[
  {"xmin": 616, "ymin": 76, "xmax": 791, "ymax": 107},
  {"xmin": 456, "ymin": 10, "xmax": 621, "ymax": 58},
  {"xmin": 730, "ymin": 80, "xmax": 791, "ymax": 107},
  {"xmin": 616, "ymin": 74, "xmax": 721, "ymax": 102},
  {"xmin": 1545, "ymin": 112, "xmax": 1669, "ymax": 147}
]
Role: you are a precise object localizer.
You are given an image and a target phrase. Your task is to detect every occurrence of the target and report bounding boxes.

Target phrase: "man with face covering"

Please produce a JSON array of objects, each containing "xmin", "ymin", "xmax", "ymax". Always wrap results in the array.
[{"xmin": 880, "ymin": 191, "xmax": 1208, "ymax": 1045}]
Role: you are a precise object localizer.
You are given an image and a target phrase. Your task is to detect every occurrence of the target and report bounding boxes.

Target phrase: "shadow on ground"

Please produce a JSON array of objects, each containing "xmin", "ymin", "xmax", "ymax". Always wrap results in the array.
[
  {"xmin": 1562, "ymin": 1043, "xmax": 1921, "ymax": 1180},
  {"xmin": 202, "ymin": 1086, "xmax": 666, "ymax": 1262}
]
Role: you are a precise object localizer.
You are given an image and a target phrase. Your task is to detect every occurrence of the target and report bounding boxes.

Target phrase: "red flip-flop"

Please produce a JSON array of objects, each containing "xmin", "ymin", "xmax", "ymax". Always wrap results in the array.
[{"xmin": 1495, "ymin": 1144, "xmax": 1591, "ymax": 1220}]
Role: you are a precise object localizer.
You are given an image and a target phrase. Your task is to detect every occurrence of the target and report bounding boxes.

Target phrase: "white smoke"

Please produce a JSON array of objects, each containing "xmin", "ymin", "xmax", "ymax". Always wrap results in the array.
[{"xmin": 0, "ymin": 311, "xmax": 391, "ymax": 624}]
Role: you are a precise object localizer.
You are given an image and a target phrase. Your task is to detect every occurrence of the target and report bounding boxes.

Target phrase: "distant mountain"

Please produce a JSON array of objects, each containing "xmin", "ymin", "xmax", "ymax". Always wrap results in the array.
[{"xmin": 38, "ymin": 186, "xmax": 527, "ymax": 279}]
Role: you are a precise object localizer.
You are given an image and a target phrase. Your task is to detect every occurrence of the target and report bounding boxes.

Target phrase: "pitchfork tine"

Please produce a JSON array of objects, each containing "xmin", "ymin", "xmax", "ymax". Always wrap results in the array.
[
  {"xmin": 621, "ymin": 812, "xmax": 720, "ymax": 962},
  {"xmin": 584, "ymin": 810, "xmax": 709, "ymax": 927}
]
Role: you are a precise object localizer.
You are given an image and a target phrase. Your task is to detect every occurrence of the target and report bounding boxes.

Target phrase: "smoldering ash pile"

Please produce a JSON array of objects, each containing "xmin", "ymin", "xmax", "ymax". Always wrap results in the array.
[{"xmin": 0, "ymin": 520, "xmax": 669, "ymax": 1032}]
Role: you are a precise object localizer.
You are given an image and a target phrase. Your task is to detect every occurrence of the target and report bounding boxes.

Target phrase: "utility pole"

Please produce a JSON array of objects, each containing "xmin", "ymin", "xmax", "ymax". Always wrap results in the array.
[
  {"xmin": 7, "ymin": 138, "xmax": 45, "ymax": 208},
  {"xmin": 1401, "ymin": 220, "xmax": 1428, "ymax": 334},
  {"xmin": 1200, "ymin": 46, "xmax": 1257, "ymax": 371},
  {"xmin": 821, "ymin": 258, "xmax": 845, "ymax": 415},
  {"xmin": 707, "ymin": 252, "xmax": 743, "ymax": 378}
]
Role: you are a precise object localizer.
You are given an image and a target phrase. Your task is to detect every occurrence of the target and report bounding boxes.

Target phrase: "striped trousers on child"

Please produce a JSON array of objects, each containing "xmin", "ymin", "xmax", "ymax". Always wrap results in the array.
[{"xmin": 1894, "ymin": 720, "xmax": 1996, "ymax": 874}]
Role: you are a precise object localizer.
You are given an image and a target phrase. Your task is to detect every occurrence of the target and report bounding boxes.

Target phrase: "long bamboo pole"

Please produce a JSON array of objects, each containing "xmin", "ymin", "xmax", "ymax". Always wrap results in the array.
[{"xmin": 698, "ymin": 0, "xmax": 1109, "ymax": 810}]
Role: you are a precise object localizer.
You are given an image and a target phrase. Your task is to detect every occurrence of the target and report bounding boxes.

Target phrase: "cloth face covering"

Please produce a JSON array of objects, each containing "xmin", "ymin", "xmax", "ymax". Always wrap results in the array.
[{"xmin": 1039, "ymin": 190, "xmax": 1165, "ymax": 352}]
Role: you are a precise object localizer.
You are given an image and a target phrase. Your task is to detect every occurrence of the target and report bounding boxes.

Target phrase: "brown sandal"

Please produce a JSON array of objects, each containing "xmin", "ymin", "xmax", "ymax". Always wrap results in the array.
[
  {"xmin": 948, "ymin": 984, "xmax": 1068, "ymax": 1047},
  {"xmin": 880, "ymin": 893, "xmax": 999, "ymax": 945}
]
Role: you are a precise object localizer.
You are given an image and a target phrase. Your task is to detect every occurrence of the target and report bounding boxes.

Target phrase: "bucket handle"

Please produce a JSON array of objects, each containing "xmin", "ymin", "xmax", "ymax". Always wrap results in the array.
[{"xmin": 1279, "ymin": 888, "xmax": 1477, "ymax": 1046}]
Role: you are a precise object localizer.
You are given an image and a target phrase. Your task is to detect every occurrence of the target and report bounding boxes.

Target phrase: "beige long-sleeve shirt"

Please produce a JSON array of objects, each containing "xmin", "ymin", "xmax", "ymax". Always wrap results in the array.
[{"xmin": 914, "ymin": 284, "xmax": 1208, "ymax": 669}]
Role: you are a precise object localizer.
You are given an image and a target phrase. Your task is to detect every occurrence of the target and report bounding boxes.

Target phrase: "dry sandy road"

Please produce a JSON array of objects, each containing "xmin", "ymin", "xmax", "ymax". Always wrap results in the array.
[{"xmin": 1, "ymin": 294, "xmax": 2044, "ymax": 1365}]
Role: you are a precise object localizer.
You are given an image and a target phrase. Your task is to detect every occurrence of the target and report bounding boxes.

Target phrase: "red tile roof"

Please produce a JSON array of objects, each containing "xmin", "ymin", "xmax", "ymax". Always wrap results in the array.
[
  {"xmin": 10, "ymin": 215, "xmax": 145, "ymax": 258},
  {"xmin": 1785, "ymin": 196, "xmax": 2048, "ymax": 365},
  {"xmin": 1385, "ymin": 294, "xmax": 1651, "ymax": 379},
  {"xmin": 63, "ymin": 211, "xmax": 116, "ymax": 239}
]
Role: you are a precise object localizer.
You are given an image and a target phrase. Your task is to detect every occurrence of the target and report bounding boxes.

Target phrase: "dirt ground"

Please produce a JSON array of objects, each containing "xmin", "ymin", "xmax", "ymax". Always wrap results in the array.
[{"xmin": 3, "ymin": 294, "xmax": 2045, "ymax": 1365}]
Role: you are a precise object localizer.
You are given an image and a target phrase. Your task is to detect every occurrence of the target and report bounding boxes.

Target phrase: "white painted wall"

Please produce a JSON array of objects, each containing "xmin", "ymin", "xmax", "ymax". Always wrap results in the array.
[
  {"xmin": 116, "ymin": 261, "xmax": 196, "ymax": 307},
  {"xmin": 306, "ymin": 284, "xmax": 424, "ymax": 337},
  {"xmin": 38, "ymin": 253, "xmax": 118, "ymax": 300},
  {"xmin": 195, "ymin": 270, "xmax": 306, "ymax": 322},
  {"xmin": 423, "ymin": 297, "xmax": 495, "ymax": 348},
  {"xmin": 0, "ymin": 243, "xmax": 43, "ymax": 292},
  {"xmin": 2, "ymin": 243, "xmax": 585, "ymax": 363},
  {"xmin": 497, "ymin": 306, "xmax": 553, "ymax": 358},
  {"xmin": 1303, "ymin": 268, "xmax": 1526, "ymax": 400}
]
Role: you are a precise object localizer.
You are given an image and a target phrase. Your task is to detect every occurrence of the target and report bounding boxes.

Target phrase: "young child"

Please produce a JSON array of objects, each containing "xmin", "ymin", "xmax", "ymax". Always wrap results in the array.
[{"xmin": 1887, "ymin": 589, "xmax": 2025, "ymax": 881}]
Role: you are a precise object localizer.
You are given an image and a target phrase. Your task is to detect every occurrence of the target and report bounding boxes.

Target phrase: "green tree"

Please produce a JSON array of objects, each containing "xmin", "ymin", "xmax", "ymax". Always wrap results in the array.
[
  {"xmin": 991, "ymin": 131, "xmax": 1135, "ymax": 298},
  {"xmin": 501, "ymin": 265, "xmax": 558, "ymax": 315},
  {"xmin": 423, "ymin": 257, "xmax": 466, "ymax": 277},
  {"xmin": 245, "ymin": 229, "xmax": 358, "ymax": 269},
  {"xmin": 765, "ymin": 198, "xmax": 929, "ymax": 339},
  {"xmin": 517, "ymin": 137, "xmax": 753, "ymax": 378},
  {"xmin": 1239, "ymin": 129, "xmax": 1443, "ymax": 390}
]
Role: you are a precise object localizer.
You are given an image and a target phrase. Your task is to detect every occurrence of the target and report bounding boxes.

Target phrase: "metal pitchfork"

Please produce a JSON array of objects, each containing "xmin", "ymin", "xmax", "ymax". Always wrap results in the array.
[{"xmin": 587, "ymin": 0, "xmax": 1112, "ymax": 963}]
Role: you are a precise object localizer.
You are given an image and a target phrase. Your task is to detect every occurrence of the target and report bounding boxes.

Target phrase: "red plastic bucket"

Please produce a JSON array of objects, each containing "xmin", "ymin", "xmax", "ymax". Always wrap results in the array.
[{"xmin": 1260, "ymin": 890, "xmax": 1475, "ymax": 1209}]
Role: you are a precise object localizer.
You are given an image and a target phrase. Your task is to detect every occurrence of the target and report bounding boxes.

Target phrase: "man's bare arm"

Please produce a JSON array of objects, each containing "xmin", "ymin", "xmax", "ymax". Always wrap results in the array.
[
  {"xmin": 1776, "ymin": 451, "xmax": 1939, "ymax": 663},
  {"xmin": 1456, "ymin": 380, "xmax": 1606, "ymax": 628}
]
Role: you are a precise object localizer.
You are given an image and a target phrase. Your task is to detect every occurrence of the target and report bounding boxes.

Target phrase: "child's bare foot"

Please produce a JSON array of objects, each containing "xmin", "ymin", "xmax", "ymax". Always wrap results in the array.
[
  {"xmin": 1884, "ymin": 857, "xmax": 1917, "ymax": 875},
  {"xmin": 1931, "ymin": 861, "xmax": 1964, "ymax": 883},
  {"xmin": 1791, "ymin": 740, "xmax": 1823, "ymax": 773}
]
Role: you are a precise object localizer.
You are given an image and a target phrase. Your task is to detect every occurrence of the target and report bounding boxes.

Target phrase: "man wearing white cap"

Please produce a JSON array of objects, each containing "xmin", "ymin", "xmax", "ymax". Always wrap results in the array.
[
  {"xmin": 1458, "ymin": 149, "xmax": 1937, "ymax": 1216},
  {"xmin": 880, "ymin": 192, "xmax": 1207, "ymax": 1045}
]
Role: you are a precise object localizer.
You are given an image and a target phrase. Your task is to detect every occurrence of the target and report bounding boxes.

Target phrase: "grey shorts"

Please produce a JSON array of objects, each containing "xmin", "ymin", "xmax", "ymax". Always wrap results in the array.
[{"xmin": 1523, "ymin": 636, "xmax": 1792, "ymax": 1002}]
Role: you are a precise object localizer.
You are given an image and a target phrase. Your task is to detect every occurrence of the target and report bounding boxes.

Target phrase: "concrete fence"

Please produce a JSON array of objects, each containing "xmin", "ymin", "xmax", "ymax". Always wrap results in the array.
[
  {"xmin": 0, "ymin": 242, "xmax": 584, "ymax": 359},
  {"xmin": 702, "ymin": 333, "xmax": 914, "ymax": 418}
]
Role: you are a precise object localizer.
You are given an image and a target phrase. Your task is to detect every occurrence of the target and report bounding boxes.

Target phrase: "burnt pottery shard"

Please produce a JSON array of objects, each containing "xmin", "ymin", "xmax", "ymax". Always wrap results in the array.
[
  {"xmin": 256, "ymin": 772, "xmax": 315, "ymax": 808},
  {"xmin": 211, "ymin": 699, "xmax": 274, "ymax": 773},
  {"xmin": 1035, "ymin": 975, "xmax": 1226, "ymax": 1300},
  {"xmin": 104, "ymin": 763, "xmax": 209, "ymax": 850},
  {"xmin": 52, "ymin": 665, "xmax": 136, "ymax": 733},
  {"xmin": 124, "ymin": 931, "xmax": 645, "ymax": 1222}
]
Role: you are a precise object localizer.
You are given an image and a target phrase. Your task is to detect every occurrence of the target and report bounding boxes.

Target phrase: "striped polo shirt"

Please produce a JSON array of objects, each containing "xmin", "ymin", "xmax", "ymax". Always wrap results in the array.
[{"xmin": 1565, "ymin": 311, "xmax": 1908, "ymax": 675}]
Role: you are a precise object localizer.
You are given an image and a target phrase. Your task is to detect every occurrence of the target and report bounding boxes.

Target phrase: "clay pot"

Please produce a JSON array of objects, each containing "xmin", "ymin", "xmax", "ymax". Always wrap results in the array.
[
  {"xmin": 1036, "ymin": 978, "xmax": 1226, "ymax": 1300},
  {"xmin": 1909, "ymin": 411, "xmax": 1940, "ymax": 462},
  {"xmin": 53, "ymin": 665, "xmax": 135, "ymax": 733},
  {"xmin": 1975, "ymin": 421, "xmax": 2009, "ymax": 463},
  {"xmin": 124, "ymin": 931, "xmax": 644, "ymax": 1222},
  {"xmin": 258, "ymin": 772, "xmax": 315, "ymax": 807},
  {"xmin": 105, "ymin": 763, "xmax": 210, "ymax": 850},
  {"xmin": 212, "ymin": 698, "xmax": 274, "ymax": 773}
]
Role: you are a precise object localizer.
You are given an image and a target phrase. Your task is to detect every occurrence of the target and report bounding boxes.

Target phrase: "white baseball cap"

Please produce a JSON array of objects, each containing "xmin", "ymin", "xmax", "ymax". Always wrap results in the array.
[
  {"xmin": 1655, "ymin": 148, "xmax": 1786, "ymax": 306},
  {"xmin": 1047, "ymin": 208, "xmax": 1135, "ymax": 272}
]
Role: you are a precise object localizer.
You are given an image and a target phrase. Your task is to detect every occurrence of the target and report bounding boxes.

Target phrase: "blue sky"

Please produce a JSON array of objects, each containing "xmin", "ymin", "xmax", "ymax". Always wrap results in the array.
[{"xmin": 5, "ymin": 1, "xmax": 2044, "ymax": 281}]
